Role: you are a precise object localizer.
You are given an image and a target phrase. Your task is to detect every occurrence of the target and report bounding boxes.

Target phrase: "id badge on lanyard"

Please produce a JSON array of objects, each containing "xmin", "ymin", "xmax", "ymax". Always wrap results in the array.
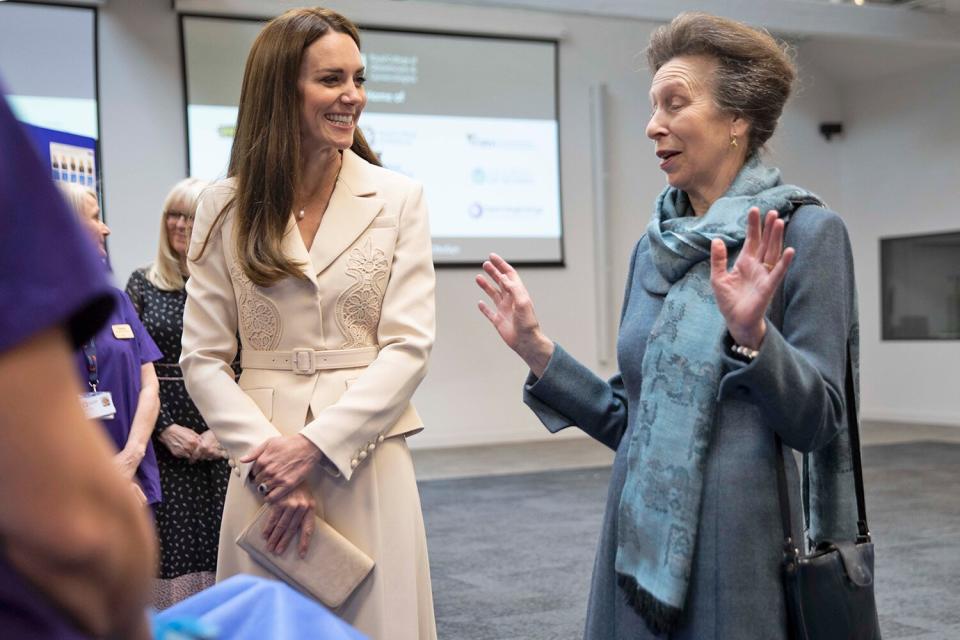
[{"xmin": 79, "ymin": 340, "xmax": 116, "ymax": 420}]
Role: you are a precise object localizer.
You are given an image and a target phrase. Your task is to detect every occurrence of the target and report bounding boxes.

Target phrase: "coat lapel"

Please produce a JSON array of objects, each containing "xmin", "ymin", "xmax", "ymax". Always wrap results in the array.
[
  {"xmin": 307, "ymin": 149, "xmax": 385, "ymax": 276},
  {"xmin": 280, "ymin": 214, "xmax": 320, "ymax": 288}
]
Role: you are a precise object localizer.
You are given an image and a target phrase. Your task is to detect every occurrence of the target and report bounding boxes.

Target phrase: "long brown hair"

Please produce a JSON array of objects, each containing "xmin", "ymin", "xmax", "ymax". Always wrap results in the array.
[{"xmin": 203, "ymin": 7, "xmax": 380, "ymax": 287}]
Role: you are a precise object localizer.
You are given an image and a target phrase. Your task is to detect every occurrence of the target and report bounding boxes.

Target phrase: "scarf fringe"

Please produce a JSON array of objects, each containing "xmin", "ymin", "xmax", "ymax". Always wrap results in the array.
[{"xmin": 617, "ymin": 573, "xmax": 683, "ymax": 635}]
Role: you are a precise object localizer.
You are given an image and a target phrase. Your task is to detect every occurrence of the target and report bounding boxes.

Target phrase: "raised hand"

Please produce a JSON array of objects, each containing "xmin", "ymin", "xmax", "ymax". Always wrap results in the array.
[
  {"xmin": 709, "ymin": 207, "xmax": 795, "ymax": 350},
  {"xmin": 475, "ymin": 253, "xmax": 554, "ymax": 378}
]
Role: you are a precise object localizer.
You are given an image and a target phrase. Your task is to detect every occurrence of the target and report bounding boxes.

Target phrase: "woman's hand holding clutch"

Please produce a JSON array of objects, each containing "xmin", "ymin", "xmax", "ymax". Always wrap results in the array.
[
  {"xmin": 242, "ymin": 434, "xmax": 323, "ymax": 502},
  {"xmin": 476, "ymin": 253, "xmax": 555, "ymax": 378},
  {"xmin": 710, "ymin": 207, "xmax": 795, "ymax": 350},
  {"xmin": 261, "ymin": 483, "xmax": 316, "ymax": 559}
]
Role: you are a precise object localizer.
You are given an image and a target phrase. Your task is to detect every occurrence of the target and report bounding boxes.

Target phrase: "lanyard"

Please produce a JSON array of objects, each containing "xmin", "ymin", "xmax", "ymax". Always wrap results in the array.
[{"xmin": 81, "ymin": 340, "xmax": 99, "ymax": 392}]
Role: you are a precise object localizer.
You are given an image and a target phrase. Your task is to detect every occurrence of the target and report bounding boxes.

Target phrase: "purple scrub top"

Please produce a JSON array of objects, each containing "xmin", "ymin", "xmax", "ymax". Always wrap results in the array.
[
  {"xmin": 0, "ymin": 83, "xmax": 114, "ymax": 637},
  {"xmin": 75, "ymin": 288, "xmax": 164, "ymax": 505}
]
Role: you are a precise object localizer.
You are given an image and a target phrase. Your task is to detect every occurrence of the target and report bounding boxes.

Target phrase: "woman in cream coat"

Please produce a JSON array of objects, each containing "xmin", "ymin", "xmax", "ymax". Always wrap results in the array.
[{"xmin": 180, "ymin": 8, "xmax": 436, "ymax": 639}]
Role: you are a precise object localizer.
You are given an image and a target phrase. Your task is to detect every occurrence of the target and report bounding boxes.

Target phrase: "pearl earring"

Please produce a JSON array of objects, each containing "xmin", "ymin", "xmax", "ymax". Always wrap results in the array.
[{"xmin": 297, "ymin": 209, "xmax": 305, "ymax": 220}]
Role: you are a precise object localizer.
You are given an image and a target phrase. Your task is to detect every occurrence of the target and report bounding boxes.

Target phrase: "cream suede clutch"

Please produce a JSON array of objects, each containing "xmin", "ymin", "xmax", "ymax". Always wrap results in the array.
[{"xmin": 236, "ymin": 504, "xmax": 374, "ymax": 608}]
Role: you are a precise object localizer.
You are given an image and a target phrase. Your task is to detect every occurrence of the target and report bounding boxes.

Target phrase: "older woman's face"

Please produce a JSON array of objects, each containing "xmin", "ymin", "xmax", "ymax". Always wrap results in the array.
[
  {"xmin": 646, "ymin": 55, "xmax": 747, "ymax": 206},
  {"xmin": 165, "ymin": 206, "xmax": 193, "ymax": 259},
  {"xmin": 78, "ymin": 192, "xmax": 110, "ymax": 257}
]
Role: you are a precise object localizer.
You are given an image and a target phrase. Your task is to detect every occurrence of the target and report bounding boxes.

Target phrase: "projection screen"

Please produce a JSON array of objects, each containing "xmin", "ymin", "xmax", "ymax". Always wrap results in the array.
[{"xmin": 182, "ymin": 15, "xmax": 564, "ymax": 265}]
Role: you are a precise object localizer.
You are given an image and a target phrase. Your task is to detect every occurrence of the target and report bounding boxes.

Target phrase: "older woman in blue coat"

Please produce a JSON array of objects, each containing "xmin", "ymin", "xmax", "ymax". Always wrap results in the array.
[{"xmin": 476, "ymin": 12, "xmax": 861, "ymax": 640}]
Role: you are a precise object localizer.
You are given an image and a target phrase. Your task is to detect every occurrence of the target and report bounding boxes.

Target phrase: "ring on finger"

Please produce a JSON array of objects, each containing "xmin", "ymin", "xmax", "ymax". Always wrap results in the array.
[
  {"xmin": 762, "ymin": 262, "xmax": 775, "ymax": 272},
  {"xmin": 257, "ymin": 482, "xmax": 270, "ymax": 496}
]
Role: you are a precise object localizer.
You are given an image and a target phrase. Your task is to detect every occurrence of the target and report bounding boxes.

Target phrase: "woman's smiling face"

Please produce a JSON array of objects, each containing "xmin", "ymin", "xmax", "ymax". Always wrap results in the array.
[
  {"xmin": 297, "ymin": 31, "xmax": 367, "ymax": 156},
  {"xmin": 165, "ymin": 209, "xmax": 192, "ymax": 259},
  {"xmin": 645, "ymin": 55, "xmax": 749, "ymax": 212}
]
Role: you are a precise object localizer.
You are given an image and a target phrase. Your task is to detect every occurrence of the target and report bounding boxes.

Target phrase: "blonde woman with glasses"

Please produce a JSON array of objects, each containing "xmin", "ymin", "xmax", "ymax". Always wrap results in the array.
[{"xmin": 125, "ymin": 178, "xmax": 232, "ymax": 608}]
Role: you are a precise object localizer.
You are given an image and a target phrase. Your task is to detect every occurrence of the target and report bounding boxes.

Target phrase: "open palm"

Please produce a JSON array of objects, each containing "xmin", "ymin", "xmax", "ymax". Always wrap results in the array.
[
  {"xmin": 476, "ymin": 254, "xmax": 541, "ymax": 350},
  {"xmin": 710, "ymin": 208, "xmax": 795, "ymax": 349},
  {"xmin": 475, "ymin": 253, "xmax": 553, "ymax": 376}
]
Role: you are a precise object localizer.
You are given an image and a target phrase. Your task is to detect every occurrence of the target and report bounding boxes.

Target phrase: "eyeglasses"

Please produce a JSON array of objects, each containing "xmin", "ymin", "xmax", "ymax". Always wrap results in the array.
[{"xmin": 165, "ymin": 211, "xmax": 195, "ymax": 224}]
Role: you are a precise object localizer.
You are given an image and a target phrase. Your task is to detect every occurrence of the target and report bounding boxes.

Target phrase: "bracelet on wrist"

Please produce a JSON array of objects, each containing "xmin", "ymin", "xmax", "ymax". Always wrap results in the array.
[{"xmin": 731, "ymin": 343, "xmax": 759, "ymax": 361}]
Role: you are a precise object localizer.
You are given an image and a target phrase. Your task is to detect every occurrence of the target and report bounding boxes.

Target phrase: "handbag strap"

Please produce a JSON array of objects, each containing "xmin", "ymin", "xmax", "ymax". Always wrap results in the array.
[
  {"xmin": 770, "ymin": 204, "xmax": 870, "ymax": 556},
  {"xmin": 773, "ymin": 344, "xmax": 870, "ymax": 552},
  {"xmin": 845, "ymin": 350, "xmax": 870, "ymax": 541}
]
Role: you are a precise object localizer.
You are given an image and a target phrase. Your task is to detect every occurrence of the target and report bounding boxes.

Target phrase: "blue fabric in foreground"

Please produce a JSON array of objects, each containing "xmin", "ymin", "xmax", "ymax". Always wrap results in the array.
[{"xmin": 153, "ymin": 575, "xmax": 368, "ymax": 640}]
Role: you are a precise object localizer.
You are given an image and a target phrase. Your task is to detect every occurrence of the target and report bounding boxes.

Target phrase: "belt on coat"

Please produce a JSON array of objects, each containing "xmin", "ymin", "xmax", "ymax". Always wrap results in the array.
[{"xmin": 240, "ymin": 346, "xmax": 379, "ymax": 375}]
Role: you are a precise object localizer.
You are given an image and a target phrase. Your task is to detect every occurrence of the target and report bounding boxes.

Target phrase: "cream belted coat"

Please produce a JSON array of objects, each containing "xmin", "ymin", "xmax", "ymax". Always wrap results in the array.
[{"xmin": 181, "ymin": 149, "xmax": 437, "ymax": 640}]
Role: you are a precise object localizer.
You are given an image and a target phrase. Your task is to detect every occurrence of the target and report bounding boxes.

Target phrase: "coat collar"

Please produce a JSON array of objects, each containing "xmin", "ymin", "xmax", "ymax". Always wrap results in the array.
[{"xmin": 280, "ymin": 149, "xmax": 385, "ymax": 284}]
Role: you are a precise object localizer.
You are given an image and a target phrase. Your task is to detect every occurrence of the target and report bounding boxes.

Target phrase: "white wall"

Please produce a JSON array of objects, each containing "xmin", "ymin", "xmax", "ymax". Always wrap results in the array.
[
  {"xmin": 99, "ymin": 0, "xmax": 185, "ymax": 287},
  {"xmin": 92, "ymin": 0, "xmax": 957, "ymax": 452},
  {"xmin": 835, "ymin": 58, "xmax": 960, "ymax": 427}
]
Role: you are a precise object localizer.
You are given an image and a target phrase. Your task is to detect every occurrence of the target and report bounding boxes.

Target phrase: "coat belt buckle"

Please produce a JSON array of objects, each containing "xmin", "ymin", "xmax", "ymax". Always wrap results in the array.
[{"xmin": 292, "ymin": 349, "xmax": 316, "ymax": 375}]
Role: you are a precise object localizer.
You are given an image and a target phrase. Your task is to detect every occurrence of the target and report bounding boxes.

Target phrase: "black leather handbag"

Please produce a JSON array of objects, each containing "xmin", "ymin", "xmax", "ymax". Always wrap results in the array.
[{"xmin": 774, "ymin": 346, "xmax": 882, "ymax": 640}]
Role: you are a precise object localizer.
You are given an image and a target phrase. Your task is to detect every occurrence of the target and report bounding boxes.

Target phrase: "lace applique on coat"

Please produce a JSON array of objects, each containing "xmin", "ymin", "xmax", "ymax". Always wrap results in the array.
[
  {"xmin": 336, "ymin": 238, "xmax": 390, "ymax": 348},
  {"xmin": 230, "ymin": 263, "xmax": 282, "ymax": 351}
]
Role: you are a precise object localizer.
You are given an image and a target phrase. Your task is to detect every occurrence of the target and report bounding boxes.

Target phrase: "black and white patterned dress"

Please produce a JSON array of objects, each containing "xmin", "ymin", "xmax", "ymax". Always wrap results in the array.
[{"xmin": 126, "ymin": 268, "xmax": 232, "ymax": 608}]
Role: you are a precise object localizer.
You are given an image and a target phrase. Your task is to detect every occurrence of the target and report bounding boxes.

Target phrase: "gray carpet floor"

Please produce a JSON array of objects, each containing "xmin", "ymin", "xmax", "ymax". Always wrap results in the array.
[{"xmin": 419, "ymin": 441, "xmax": 960, "ymax": 640}]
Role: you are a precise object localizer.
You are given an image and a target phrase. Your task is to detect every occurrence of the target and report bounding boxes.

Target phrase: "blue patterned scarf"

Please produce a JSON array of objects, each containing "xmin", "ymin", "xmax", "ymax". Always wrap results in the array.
[{"xmin": 615, "ymin": 156, "xmax": 818, "ymax": 632}]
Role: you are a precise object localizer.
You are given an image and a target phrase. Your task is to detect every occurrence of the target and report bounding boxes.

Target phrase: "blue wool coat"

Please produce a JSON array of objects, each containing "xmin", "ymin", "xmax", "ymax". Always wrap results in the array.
[{"xmin": 524, "ymin": 205, "xmax": 858, "ymax": 639}]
